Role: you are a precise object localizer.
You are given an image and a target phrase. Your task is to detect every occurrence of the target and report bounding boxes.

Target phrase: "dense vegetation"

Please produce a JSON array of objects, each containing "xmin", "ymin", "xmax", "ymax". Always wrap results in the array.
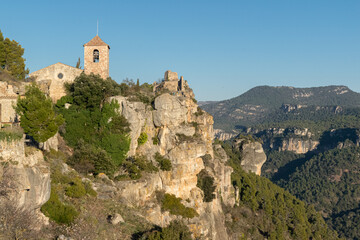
[
  {"xmin": 156, "ymin": 191, "xmax": 198, "ymax": 219},
  {"xmin": 275, "ymin": 146, "xmax": 360, "ymax": 239},
  {"xmin": 0, "ymin": 30, "xmax": 29, "ymax": 80},
  {"xmin": 56, "ymin": 73, "xmax": 131, "ymax": 176},
  {"xmin": 146, "ymin": 220, "xmax": 192, "ymax": 240},
  {"xmin": 196, "ymin": 169, "xmax": 216, "ymax": 202},
  {"xmin": 16, "ymin": 84, "xmax": 64, "ymax": 143},
  {"xmin": 220, "ymin": 141, "xmax": 339, "ymax": 240}
]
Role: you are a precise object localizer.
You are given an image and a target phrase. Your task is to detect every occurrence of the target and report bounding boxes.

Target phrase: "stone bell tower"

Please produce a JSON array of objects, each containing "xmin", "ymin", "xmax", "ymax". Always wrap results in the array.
[{"xmin": 83, "ymin": 35, "xmax": 110, "ymax": 79}]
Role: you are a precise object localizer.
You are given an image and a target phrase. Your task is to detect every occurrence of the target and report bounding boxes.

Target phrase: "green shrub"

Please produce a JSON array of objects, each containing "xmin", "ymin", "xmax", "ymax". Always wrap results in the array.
[
  {"xmin": 65, "ymin": 178, "xmax": 86, "ymax": 198},
  {"xmin": 158, "ymin": 192, "xmax": 198, "ymax": 219},
  {"xmin": 197, "ymin": 169, "xmax": 216, "ymax": 202},
  {"xmin": 152, "ymin": 136, "xmax": 159, "ymax": 145},
  {"xmin": 147, "ymin": 220, "xmax": 192, "ymax": 240},
  {"xmin": 41, "ymin": 186, "xmax": 79, "ymax": 225},
  {"xmin": 84, "ymin": 181, "xmax": 97, "ymax": 197},
  {"xmin": 121, "ymin": 155, "xmax": 158, "ymax": 180},
  {"xmin": 68, "ymin": 141, "xmax": 116, "ymax": 177},
  {"xmin": 138, "ymin": 132, "xmax": 148, "ymax": 145},
  {"xmin": 154, "ymin": 152, "xmax": 172, "ymax": 171},
  {"xmin": 100, "ymin": 133, "xmax": 130, "ymax": 166},
  {"xmin": 176, "ymin": 133, "xmax": 195, "ymax": 142}
]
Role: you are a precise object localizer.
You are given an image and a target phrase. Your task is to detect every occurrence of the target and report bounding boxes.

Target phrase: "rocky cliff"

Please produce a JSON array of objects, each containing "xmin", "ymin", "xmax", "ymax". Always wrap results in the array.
[
  {"xmin": 233, "ymin": 138, "xmax": 267, "ymax": 175},
  {"xmin": 102, "ymin": 77, "xmax": 236, "ymax": 239},
  {"xmin": 0, "ymin": 137, "xmax": 51, "ymax": 228},
  {"xmin": 252, "ymin": 127, "xmax": 319, "ymax": 154}
]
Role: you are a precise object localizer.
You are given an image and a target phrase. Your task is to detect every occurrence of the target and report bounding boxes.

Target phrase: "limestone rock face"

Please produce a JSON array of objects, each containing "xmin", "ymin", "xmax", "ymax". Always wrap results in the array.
[
  {"xmin": 153, "ymin": 93, "xmax": 187, "ymax": 127},
  {"xmin": 0, "ymin": 138, "xmax": 50, "ymax": 227},
  {"xmin": 234, "ymin": 139, "xmax": 267, "ymax": 175},
  {"xmin": 43, "ymin": 132, "xmax": 59, "ymax": 151},
  {"xmin": 109, "ymin": 96, "xmax": 155, "ymax": 156},
  {"xmin": 279, "ymin": 138, "xmax": 319, "ymax": 154},
  {"xmin": 108, "ymin": 75, "xmax": 234, "ymax": 239},
  {"xmin": 213, "ymin": 129, "xmax": 237, "ymax": 141}
]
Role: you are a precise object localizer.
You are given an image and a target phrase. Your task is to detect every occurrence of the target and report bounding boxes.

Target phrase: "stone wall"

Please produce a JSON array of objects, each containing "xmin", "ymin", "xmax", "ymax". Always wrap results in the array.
[
  {"xmin": 84, "ymin": 45, "xmax": 109, "ymax": 79},
  {"xmin": 0, "ymin": 81, "xmax": 19, "ymax": 124},
  {"xmin": 30, "ymin": 62, "xmax": 83, "ymax": 102},
  {"xmin": 0, "ymin": 97, "xmax": 18, "ymax": 123},
  {"xmin": 153, "ymin": 70, "xmax": 188, "ymax": 93}
]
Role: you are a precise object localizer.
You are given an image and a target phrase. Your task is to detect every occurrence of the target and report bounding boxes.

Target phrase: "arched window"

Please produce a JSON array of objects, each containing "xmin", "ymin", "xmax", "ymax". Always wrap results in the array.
[{"xmin": 93, "ymin": 49, "xmax": 99, "ymax": 63}]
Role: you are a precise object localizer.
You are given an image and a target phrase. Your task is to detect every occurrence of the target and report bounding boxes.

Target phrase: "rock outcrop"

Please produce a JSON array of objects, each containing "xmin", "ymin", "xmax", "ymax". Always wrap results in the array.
[
  {"xmin": 0, "ymin": 137, "xmax": 51, "ymax": 227},
  {"xmin": 278, "ymin": 138, "xmax": 319, "ymax": 154},
  {"xmin": 234, "ymin": 138, "xmax": 267, "ymax": 175},
  {"xmin": 253, "ymin": 127, "xmax": 320, "ymax": 154},
  {"xmin": 213, "ymin": 129, "xmax": 237, "ymax": 141},
  {"xmin": 104, "ymin": 71, "xmax": 235, "ymax": 239}
]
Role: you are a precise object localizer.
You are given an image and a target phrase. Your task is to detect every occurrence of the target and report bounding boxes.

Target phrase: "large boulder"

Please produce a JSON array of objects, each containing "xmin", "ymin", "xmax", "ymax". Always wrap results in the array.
[
  {"xmin": 153, "ymin": 93, "xmax": 187, "ymax": 127},
  {"xmin": 234, "ymin": 139, "xmax": 266, "ymax": 175}
]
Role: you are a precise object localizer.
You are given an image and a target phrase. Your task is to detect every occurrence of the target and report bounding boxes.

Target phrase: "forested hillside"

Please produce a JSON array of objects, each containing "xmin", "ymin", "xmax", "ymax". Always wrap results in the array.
[
  {"xmin": 203, "ymin": 85, "xmax": 360, "ymax": 238},
  {"xmin": 219, "ymin": 141, "xmax": 339, "ymax": 240},
  {"xmin": 270, "ymin": 146, "xmax": 360, "ymax": 239},
  {"xmin": 202, "ymin": 85, "xmax": 360, "ymax": 132}
]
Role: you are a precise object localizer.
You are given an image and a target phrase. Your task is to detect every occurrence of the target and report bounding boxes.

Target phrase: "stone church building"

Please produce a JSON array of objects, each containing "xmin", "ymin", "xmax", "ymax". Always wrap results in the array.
[{"xmin": 29, "ymin": 35, "xmax": 110, "ymax": 102}]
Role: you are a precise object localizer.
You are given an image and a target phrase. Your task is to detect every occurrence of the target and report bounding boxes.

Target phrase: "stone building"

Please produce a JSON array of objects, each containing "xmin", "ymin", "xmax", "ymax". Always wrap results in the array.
[
  {"xmin": 29, "ymin": 63, "xmax": 83, "ymax": 102},
  {"xmin": 29, "ymin": 35, "xmax": 110, "ymax": 102},
  {"xmin": 0, "ymin": 82, "xmax": 19, "ymax": 125},
  {"xmin": 153, "ymin": 70, "xmax": 186, "ymax": 93},
  {"xmin": 84, "ymin": 35, "xmax": 110, "ymax": 79}
]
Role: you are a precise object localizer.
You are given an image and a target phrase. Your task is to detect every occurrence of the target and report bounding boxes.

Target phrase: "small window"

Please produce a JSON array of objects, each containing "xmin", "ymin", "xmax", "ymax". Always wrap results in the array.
[
  {"xmin": 93, "ymin": 49, "xmax": 99, "ymax": 63},
  {"xmin": 58, "ymin": 73, "xmax": 63, "ymax": 79}
]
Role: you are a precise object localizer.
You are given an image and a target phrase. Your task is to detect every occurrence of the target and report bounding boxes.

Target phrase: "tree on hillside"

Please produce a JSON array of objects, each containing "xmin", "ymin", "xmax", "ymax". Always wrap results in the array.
[
  {"xmin": 65, "ymin": 73, "xmax": 121, "ymax": 110},
  {"xmin": 0, "ymin": 30, "xmax": 29, "ymax": 80},
  {"xmin": 15, "ymin": 84, "xmax": 64, "ymax": 143}
]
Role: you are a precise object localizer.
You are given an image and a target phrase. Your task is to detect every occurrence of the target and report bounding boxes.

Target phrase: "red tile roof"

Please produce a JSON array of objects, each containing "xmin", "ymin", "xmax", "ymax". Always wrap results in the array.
[{"xmin": 84, "ymin": 36, "xmax": 110, "ymax": 49}]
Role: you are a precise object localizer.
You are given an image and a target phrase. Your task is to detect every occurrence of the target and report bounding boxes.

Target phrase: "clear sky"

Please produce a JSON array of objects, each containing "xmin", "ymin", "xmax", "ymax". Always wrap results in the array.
[{"xmin": 1, "ymin": 0, "xmax": 359, "ymax": 101}]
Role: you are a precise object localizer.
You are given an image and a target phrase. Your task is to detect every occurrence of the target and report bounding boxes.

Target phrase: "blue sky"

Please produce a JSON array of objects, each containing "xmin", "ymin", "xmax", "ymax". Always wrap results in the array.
[{"xmin": 1, "ymin": 0, "xmax": 359, "ymax": 101}]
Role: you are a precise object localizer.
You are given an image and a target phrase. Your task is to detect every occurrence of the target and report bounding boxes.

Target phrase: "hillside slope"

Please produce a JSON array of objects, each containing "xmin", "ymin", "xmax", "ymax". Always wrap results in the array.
[{"xmin": 202, "ymin": 85, "xmax": 360, "ymax": 132}]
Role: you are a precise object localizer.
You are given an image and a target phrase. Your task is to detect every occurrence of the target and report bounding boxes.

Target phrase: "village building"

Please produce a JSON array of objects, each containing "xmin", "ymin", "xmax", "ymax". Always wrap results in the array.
[{"xmin": 29, "ymin": 35, "xmax": 110, "ymax": 102}]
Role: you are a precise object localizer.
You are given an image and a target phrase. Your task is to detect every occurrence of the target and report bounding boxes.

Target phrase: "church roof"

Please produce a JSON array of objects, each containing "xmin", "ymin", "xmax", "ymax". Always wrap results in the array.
[{"xmin": 84, "ymin": 35, "xmax": 110, "ymax": 49}]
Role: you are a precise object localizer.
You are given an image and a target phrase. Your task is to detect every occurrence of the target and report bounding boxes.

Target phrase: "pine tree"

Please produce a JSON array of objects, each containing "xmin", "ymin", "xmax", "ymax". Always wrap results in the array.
[
  {"xmin": 0, "ymin": 30, "xmax": 29, "ymax": 80},
  {"xmin": 15, "ymin": 84, "xmax": 64, "ymax": 143}
]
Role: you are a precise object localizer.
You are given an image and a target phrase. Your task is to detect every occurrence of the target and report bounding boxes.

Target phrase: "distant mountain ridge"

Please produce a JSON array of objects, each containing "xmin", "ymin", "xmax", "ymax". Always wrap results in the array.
[{"xmin": 202, "ymin": 85, "xmax": 360, "ymax": 131}]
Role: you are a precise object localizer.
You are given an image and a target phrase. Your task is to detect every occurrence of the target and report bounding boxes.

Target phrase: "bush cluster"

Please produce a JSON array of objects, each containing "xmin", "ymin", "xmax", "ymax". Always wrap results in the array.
[
  {"xmin": 68, "ymin": 141, "xmax": 116, "ymax": 177},
  {"xmin": 57, "ymin": 74, "xmax": 131, "ymax": 176},
  {"xmin": 146, "ymin": 220, "xmax": 192, "ymax": 240},
  {"xmin": 118, "ymin": 155, "xmax": 158, "ymax": 180},
  {"xmin": 65, "ymin": 178, "xmax": 86, "ymax": 198},
  {"xmin": 41, "ymin": 186, "xmax": 79, "ymax": 225},
  {"xmin": 157, "ymin": 191, "xmax": 198, "ymax": 219},
  {"xmin": 152, "ymin": 136, "xmax": 159, "ymax": 145},
  {"xmin": 197, "ymin": 169, "xmax": 216, "ymax": 202},
  {"xmin": 137, "ymin": 132, "xmax": 148, "ymax": 145},
  {"xmin": 154, "ymin": 152, "xmax": 172, "ymax": 171}
]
